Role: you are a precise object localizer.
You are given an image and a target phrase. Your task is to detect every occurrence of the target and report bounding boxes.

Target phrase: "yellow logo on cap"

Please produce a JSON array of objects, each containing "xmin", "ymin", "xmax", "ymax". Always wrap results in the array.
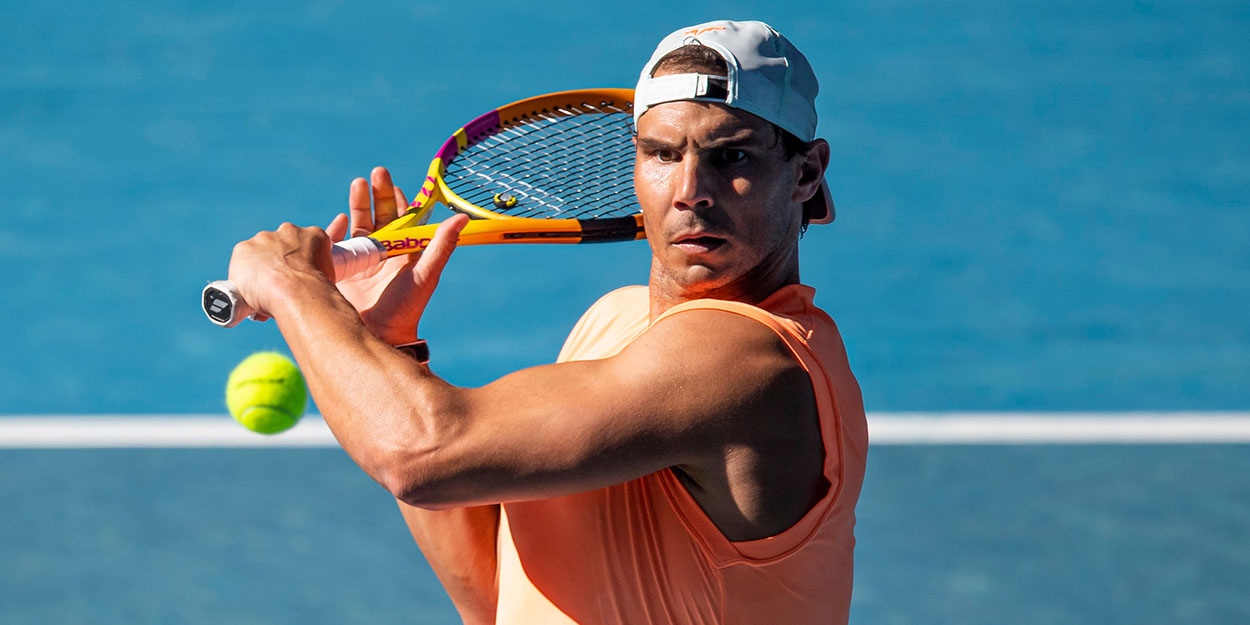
[{"xmin": 683, "ymin": 26, "xmax": 726, "ymax": 37}]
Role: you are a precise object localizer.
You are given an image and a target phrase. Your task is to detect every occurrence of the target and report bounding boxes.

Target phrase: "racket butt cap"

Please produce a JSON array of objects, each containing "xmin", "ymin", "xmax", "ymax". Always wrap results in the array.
[{"xmin": 203, "ymin": 281, "xmax": 250, "ymax": 328}]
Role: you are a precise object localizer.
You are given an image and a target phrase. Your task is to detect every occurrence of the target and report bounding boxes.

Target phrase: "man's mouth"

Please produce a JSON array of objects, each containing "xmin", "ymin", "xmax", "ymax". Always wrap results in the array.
[{"xmin": 672, "ymin": 234, "xmax": 725, "ymax": 254}]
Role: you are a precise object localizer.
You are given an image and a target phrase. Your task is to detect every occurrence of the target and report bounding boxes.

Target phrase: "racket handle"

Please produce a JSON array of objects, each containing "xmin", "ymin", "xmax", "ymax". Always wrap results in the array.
[{"xmin": 202, "ymin": 237, "xmax": 388, "ymax": 327}]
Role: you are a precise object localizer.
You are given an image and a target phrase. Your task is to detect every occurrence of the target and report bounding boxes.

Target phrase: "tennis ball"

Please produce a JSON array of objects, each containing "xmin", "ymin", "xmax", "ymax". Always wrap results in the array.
[{"xmin": 225, "ymin": 352, "xmax": 307, "ymax": 434}]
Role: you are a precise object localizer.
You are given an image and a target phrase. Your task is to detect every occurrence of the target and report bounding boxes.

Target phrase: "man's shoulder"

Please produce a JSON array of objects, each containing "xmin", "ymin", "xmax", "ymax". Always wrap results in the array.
[
  {"xmin": 558, "ymin": 286, "xmax": 649, "ymax": 362},
  {"xmin": 589, "ymin": 285, "xmax": 649, "ymax": 314}
]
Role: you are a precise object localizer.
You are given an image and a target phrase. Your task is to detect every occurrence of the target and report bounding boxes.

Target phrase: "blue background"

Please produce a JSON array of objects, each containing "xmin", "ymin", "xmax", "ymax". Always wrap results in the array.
[
  {"xmin": 2, "ymin": 1, "xmax": 1248, "ymax": 623},
  {"xmin": 4, "ymin": 0, "xmax": 1246, "ymax": 413}
]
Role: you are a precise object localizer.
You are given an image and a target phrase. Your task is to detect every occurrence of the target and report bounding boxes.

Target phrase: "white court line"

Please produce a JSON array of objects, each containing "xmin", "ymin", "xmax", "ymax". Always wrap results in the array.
[
  {"xmin": 868, "ymin": 412, "xmax": 1250, "ymax": 444},
  {"xmin": 0, "ymin": 416, "xmax": 337, "ymax": 449},
  {"xmin": 1, "ymin": 413, "xmax": 1250, "ymax": 448}
]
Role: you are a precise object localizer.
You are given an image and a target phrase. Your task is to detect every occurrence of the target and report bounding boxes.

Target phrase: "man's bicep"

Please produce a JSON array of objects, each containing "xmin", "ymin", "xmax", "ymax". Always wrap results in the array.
[{"xmin": 453, "ymin": 353, "xmax": 721, "ymax": 500}]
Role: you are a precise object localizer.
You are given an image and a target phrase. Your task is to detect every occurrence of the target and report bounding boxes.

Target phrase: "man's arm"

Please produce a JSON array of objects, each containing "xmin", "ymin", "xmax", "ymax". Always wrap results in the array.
[
  {"xmin": 397, "ymin": 502, "xmax": 499, "ymax": 625},
  {"xmin": 255, "ymin": 263, "xmax": 822, "ymax": 535}
]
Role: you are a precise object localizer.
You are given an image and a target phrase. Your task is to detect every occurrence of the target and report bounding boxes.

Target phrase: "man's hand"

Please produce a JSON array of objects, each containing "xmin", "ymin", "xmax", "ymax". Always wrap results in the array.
[
  {"xmin": 226, "ymin": 221, "xmax": 338, "ymax": 323},
  {"xmin": 328, "ymin": 166, "xmax": 468, "ymax": 345}
]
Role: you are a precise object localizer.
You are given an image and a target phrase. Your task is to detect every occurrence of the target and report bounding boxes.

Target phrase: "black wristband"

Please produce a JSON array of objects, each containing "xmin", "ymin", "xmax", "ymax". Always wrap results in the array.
[{"xmin": 394, "ymin": 339, "xmax": 429, "ymax": 365}]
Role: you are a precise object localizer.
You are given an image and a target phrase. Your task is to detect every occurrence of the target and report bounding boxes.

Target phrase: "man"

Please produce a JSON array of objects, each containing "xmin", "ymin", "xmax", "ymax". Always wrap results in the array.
[{"xmin": 227, "ymin": 19, "xmax": 867, "ymax": 624}]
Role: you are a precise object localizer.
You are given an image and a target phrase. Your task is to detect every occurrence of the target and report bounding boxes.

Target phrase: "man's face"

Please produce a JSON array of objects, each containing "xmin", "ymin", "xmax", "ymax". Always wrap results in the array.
[{"xmin": 634, "ymin": 100, "xmax": 807, "ymax": 300}]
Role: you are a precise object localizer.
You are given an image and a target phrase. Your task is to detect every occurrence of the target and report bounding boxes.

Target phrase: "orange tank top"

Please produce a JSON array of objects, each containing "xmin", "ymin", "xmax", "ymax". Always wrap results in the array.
[{"xmin": 496, "ymin": 284, "xmax": 868, "ymax": 624}]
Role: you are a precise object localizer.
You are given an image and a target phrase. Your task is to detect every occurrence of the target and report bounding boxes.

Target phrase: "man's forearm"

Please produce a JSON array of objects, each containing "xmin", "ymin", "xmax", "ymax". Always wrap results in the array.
[
  {"xmin": 266, "ymin": 271, "xmax": 455, "ymax": 496},
  {"xmin": 399, "ymin": 502, "xmax": 500, "ymax": 625}
]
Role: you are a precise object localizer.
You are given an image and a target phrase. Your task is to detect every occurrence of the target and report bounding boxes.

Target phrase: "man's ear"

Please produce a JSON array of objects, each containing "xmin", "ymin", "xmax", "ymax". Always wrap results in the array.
[{"xmin": 792, "ymin": 139, "xmax": 830, "ymax": 204}]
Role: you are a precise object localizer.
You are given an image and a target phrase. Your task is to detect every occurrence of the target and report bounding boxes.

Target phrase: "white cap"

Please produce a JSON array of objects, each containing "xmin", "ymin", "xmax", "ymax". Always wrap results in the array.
[{"xmin": 634, "ymin": 20, "xmax": 833, "ymax": 224}]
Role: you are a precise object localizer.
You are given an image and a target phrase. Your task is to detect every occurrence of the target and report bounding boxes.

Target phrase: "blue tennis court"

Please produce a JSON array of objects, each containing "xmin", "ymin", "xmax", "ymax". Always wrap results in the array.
[{"xmin": 3, "ymin": 1, "xmax": 1248, "ymax": 623}]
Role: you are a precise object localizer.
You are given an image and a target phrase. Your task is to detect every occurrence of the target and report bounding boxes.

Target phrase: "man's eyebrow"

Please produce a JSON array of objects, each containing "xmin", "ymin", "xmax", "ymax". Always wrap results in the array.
[
  {"xmin": 635, "ymin": 137, "xmax": 688, "ymax": 153},
  {"xmin": 699, "ymin": 129, "xmax": 769, "ymax": 149},
  {"xmin": 635, "ymin": 128, "xmax": 770, "ymax": 151}
]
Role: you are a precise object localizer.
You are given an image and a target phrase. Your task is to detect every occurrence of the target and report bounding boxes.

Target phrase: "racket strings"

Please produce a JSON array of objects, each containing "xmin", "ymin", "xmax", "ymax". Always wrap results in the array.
[
  {"xmin": 510, "ymin": 106, "xmax": 635, "ymax": 206},
  {"xmin": 454, "ymin": 112, "xmax": 633, "ymax": 218},
  {"xmin": 484, "ymin": 116, "xmax": 631, "ymax": 214},
  {"xmin": 443, "ymin": 102, "xmax": 638, "ymax": 220}
]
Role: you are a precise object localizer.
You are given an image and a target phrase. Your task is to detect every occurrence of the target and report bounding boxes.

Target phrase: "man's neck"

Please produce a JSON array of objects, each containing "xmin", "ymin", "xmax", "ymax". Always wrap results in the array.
[{"xmin": 647, "ymin": 259, "xmax": 801, "ymax": 322}]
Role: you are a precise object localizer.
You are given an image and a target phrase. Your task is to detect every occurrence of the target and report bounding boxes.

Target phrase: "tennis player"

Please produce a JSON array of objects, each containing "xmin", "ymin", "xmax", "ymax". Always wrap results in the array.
[{"xmin": 226, "ymin": 19, "xmax": 867, "ymax": 625}]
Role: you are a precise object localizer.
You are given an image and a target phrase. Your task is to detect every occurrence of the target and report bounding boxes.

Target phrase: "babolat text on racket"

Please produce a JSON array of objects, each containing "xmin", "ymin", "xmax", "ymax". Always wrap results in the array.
[{"xmin": 203, "ymin": 88, "xmax": 643, "ymax": 327}]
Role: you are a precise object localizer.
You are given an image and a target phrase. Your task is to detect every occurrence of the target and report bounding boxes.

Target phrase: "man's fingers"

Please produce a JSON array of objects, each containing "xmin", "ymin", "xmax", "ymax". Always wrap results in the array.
[
  {"xmin": 393, "ymin": 185, "xmax": 409, "ymax": 218},
  {"xmin": 350, "ymin": 168, "xmax": 406, "ymax": 237},
  {"xmin": 413, "ymin": 214, "xmax": 469, "ymax": 288},
  {"xmin": 326, "ymin": 213, "xmax": 350, "ymax": 242},
  {"xmin": 372, "ymin": 167, "xmax": 398, "ymax": 230},
  {"xmin": 349, "ymin": 177, "xmax": 372, "ymax": 237}
]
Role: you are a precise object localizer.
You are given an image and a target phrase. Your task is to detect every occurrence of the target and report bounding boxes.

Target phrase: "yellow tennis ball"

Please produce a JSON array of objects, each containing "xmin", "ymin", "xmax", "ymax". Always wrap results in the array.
[{"xmin": 225, "ymin": 352, "xmax": 307, "ymax": 434}]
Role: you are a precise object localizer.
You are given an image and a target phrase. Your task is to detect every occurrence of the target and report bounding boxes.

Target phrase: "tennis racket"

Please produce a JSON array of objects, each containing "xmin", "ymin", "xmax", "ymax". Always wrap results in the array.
[{"xmin": 202, "ymin": 88, "xmax": 643, "ymax": 327}]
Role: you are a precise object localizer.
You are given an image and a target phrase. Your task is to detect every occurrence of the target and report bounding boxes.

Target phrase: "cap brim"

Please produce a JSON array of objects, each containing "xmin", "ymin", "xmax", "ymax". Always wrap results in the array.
[{"xmin": 805, "ymin": 177, "xmax": 835, "ymax": 225}]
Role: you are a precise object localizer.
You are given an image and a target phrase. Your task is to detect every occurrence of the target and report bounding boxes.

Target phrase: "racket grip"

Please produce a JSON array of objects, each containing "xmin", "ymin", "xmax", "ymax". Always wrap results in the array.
[
  {"xmin": 202, "ymin": 237, "xmax": 388, "ymax": 327},
  {"xmin": 331, "ymin": 236, "xmax": 388, "ymax": 282}
]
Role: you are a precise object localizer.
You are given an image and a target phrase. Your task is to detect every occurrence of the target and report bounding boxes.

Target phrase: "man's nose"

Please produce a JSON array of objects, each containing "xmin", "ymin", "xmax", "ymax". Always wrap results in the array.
[{"xmin": 671, "ymin": 155, "xmax": 714, "ymax": 211}]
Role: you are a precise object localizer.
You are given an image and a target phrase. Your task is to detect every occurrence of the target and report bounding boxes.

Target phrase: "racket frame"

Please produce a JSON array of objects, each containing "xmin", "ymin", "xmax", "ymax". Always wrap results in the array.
[{"xmin": 369, "ymin": 88, "xmax": 644, "ymax": 253}]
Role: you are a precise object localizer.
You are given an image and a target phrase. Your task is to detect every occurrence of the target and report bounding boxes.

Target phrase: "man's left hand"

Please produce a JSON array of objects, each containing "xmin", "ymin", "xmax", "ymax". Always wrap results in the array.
[{"xmin": 328, "ymin": 166, "xmax": 468, "ymax": 345}]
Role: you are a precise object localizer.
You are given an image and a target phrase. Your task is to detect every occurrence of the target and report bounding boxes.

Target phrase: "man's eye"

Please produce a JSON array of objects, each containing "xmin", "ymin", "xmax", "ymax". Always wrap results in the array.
[
  {"xmin": 715, "ymin": 149, "xmax": 748, "ymax": 165},
  {"xmin": 656, "ymin": 150, "xmax": 678, "ymax": 163}
]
